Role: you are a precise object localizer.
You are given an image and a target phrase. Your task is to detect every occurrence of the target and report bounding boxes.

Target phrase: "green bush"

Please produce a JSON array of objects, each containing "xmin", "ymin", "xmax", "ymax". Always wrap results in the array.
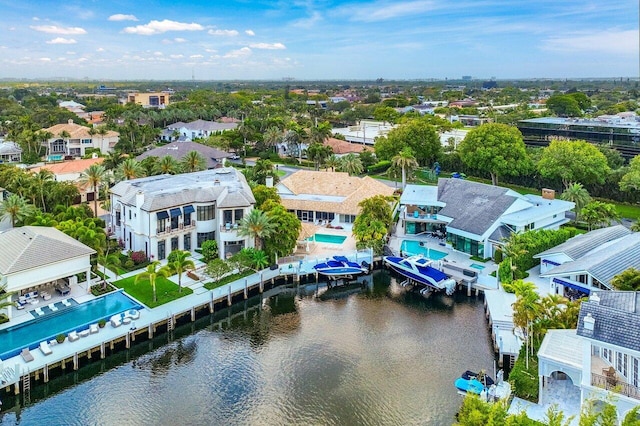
[
  {"xmin": 367, "ymin": 160, "xmax": 391, "ymax": 174},
  {"xmin": 494, "ymin": 248, "xmax": 503, "ymax": 263},
  {"xmin": 124, "ymin": 259, "xmax": 135, "ymax": 269},
  {"xmin": 0, "ymin": 314, "xmax": 8, "ymax": 325},
  {"xmin": 498, "ymin": 258, "xmax": 513, "ymax": 286},
  {"xmin": 201, "ymin": 240, "xmax": 218, "ymax": 262},
  {"xmin": 507, "ymin": 228, "xmax": 578, "ymax": 272},
  {"xmin": 509, "ymin": 344, "xmax": 540, "ymax": 402},
  {"xmin": 56, "ymin": 334, "xmax": 66, "ymax": 344}
]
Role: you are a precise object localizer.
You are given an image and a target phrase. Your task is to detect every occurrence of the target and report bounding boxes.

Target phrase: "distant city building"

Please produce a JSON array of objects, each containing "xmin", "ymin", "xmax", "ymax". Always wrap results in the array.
[
  {"xmin": 125, "ymin": 92, "xmax": 171, "ymax": 108},
  {"xmin": 518, "ymin": 113, "xmax": 640, "ymax": 158}
]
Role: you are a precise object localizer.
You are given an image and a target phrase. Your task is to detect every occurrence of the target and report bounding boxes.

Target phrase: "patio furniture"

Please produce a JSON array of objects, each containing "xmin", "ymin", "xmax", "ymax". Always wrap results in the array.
[
  {"xmin": 61, "ymin": 299, "xmax": 72, "ymax": 307},
  {"xmin": 126, "ymin": 309, "xmax": 141, "ymax": 320},
  {"xmin": 55, "ymin": 285, "xmax": 70, "ymax": 296},
  {"xmin": 34, "ymin": 307, "xmax": 44, "ymax": 316},
  {"xmin": 29, "ymin": 298, "xmax": 39, "ymax": 305},
  {"xmin": 89, "ymin": 324, "xmax": 99, "ymax": 334},
  {"xmin": 39, "ymin": 341, "xmax": 53, "ymax": 356},
  {"xmin": 68, "ymin": 331, "xmax": 79, "ymax": 342},
  {"xmin": 41, "ymin": 292, "xmax": 51, "ymax": 301},
  {"xmin": 48, "ymin": 303, "xmax": 58, "ymax": 312},
  {"xmin": 110, "ymin": 315, "xmax": 122, "ymax": 328},
  {"xmin": 123, "ymin": 317, "xmax": 132, "ymax": 325},
  {"xmin": 79, "ymin": 329, "xmax": 90, "ymax": 338},
  {"xmin": 20, "ymin": 348, "xmax": 34, "ymax": 363}
]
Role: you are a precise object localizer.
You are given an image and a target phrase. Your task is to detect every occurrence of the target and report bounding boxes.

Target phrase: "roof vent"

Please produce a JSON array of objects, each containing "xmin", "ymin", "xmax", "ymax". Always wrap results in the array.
[
  {"xmin": 583, "ymin": 313, "xmax": 595, "ymax": 332},
  {"xmin": 590, "ymin": 292, "xmax": 600, "ymax": 305},
  {"xmin": 213, "ymin": 179, "xmax": 220, "ymax": 186}
]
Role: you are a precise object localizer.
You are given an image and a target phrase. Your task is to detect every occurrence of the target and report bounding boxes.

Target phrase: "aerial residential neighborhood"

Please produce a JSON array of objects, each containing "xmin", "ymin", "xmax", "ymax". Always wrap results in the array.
[{"xmin": 0, "ymin": 0, "xmax": 637, "ymax": 424}]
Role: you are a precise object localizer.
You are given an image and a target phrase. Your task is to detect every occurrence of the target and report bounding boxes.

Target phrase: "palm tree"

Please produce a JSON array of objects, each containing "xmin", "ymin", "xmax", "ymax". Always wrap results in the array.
[
  {"xmin": 324, "ymin": 154, "xmax": 340, "ymax": 172},
  {"xmin": 560, "ymin": 182, "xmax": 591, "ymax": 223},
  {"xmin": 79, "ymin": 164, "xmax": 108, "ymax": 217},
  {"xmin": 263, "ymin": 127, "xmax": 282, "ymax": 154},
  {"xmin": 511, "ymin": 280, "xmax": 540, "ymax": 369},
  {"xmin": 135, "ymin": 261, "xmax": 171, "ymax": 303},
  {"xmin": 0, "ymin": 194, "xmax": 35, "ymax": 227},
  {"xmin": 0, "ymin": 283, "xmax": 17, "ymax": 316},
  {"xmin": 167, "ymin": 250, "xmax": 195, "ymax": 292},
  {"xmin": 115, "ymin": 158, "xmax": 146, "ymax": 181},
  {"xmin": 59, "ymin": 130, "xmax": 71, "ymax": 155},
  {"xmin": 250, "ymin": 249, "xmax": 270, "ymax": 270},
  {"xmin": 309, "ymin": 121, "xmax": 332, "ymax": 144},
  {"xmin": 181, "ymin": 151, "xmax": 207, "ymax": 173},
  {"xmin": 31, "ymin": 169, "xmax": 54, "ymax": 212},
  {"xmin": 237, "ymin": 209, "xmax": 276, "ymax": 251},
  {"xmin": 306, "ymin": 142, "xmax": 333, "ymax": 171},
  {"xmin": 156, "ymin": 155, "xmax": 182, "ymax": 175},
  {"xmin": 97, "ymin": 250, "xmax": 121, "ymax": 283},
  {"xmin": 337, "ymin": 153, "xmax": 363, "ymax": 176},
  {"xmin": 392, "ymin": 147, "xmax": 419, "ymax": 190},
  {"xmin": 103, "ymin": 151, "xmax": 125, "ymax": 171}
]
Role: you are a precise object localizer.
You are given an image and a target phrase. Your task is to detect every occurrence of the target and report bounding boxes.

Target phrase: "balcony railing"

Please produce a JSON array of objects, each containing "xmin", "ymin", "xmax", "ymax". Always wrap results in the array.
[
  {"xmin": 591, "ymin": 373, "xmax": 640, "ymax": 400},
  {"xmin": 220, "ymin": 223, "xmax": 239, "ymax": 233},
  {"xmin": 404, "ymin": 212, "xmax": 440, "ymax": 221},
  {"xmin": 156, "ymin": 222, "xmax": 196, "ymax": 236}
]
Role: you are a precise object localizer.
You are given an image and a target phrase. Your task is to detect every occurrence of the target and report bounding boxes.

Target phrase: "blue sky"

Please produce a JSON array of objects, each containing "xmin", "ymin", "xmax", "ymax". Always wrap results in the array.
[{"xmin": 0, "ymin": 0, "xmax": 637, "ymax": 80}]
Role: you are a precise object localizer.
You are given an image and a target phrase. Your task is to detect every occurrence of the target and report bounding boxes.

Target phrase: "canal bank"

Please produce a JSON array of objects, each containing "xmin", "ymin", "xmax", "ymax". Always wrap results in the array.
[{"xmin": 0, "ymin": 271, "xmax": 497, "ymax": 425}]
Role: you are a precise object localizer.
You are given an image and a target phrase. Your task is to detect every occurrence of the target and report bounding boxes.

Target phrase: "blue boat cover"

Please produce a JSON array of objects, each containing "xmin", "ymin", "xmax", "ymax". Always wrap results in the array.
[
  {"xmin": 333, "ymin": 256, "xmax": 349, "ymax": 262},
  {"xmin": 418, "ymin": 265, "xmax": 447, "ymax": 282}
]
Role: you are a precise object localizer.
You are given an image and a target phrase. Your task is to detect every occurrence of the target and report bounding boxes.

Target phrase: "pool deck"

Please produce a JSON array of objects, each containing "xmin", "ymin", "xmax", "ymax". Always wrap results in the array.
[{"xmin": 0, "ymin": 249, "xmax": 373, "ymax": 394}]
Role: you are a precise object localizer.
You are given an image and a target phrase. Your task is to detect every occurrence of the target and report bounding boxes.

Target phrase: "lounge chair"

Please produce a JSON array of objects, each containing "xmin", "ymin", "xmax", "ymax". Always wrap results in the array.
[
  {"xmin": 39, "ymin": 341, "xmax": 53, "ymax": 356},
  {"xmin": 68, "ymin": 331, "xmax": 79, "ymax": 342},
  {"xmin": 34, "ymin": 307, "xmax": 44, "ymax": 316},
  {"xmin": 48, "ymin": 303, "xmax": 58, "ymax": 312},
  {"xmin": 89, "ymin": 323, "xmax": 99, "ymax": 334},
  {"xmin": 110, "ymin": 315, "xmax": 122, "ymax": 328},
  {"xmin": 20, "ymin": 348, "xmax": 34, "ymax": 362},
  {"xmin": 126, "ymin": 309, "xmax": 141, "ymax": 320},
  {"xmin": 61, "ymin": 299, "xmax": 71, "ymax": 307}
]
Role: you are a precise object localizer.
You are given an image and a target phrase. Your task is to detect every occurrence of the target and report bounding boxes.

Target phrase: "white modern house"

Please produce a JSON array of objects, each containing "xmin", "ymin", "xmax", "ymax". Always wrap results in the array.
[
  {"xmin": 331, "ymin": 120, "xmax": 396, "ymax": 145},
  {"xmin": 399, "ymin": 180, "xmax": 575, "ymax": 258},
  {"xmin": 109, "ymin": 168, "xmax": 255, "ymax": 260},
  {"xmin": 0, "ymin": 227, "xmax": 95, "ymax": 321},
  {"xmin": 538, "ymin": 291, "xmax": 640, "ymax": 420},
  {"xmin": 534, "ymin": 225, "xmax": 640, "ymax": 298},
  {"xmin": 0, "ymin": 140, "xmax": 22, "ymax": 164},
  {"xmin": 161, "ymin": 120, "xmax": 238, "ymax": 142}
]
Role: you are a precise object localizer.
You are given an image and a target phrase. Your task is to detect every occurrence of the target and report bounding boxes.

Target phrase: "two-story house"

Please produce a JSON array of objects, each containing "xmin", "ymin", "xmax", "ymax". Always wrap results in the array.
[
  {"xmin": 44, "ymin": 120, "xmax": 119, "ymax": 158},
  {"xmin": 538, "ymin": 291, "xmax": 640, "ymax": 420},
  {"xmin": 399, "ymin": 179, "xmax": 574, "ymax": 258},
  {"xmin": 109, "ymin": 168, "xmax": 255, "ymax": 260}
]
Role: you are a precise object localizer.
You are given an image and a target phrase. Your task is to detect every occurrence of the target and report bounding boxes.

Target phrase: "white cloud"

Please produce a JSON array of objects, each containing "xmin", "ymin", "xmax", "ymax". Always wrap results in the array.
[
  {"xmin": 31, "ymin": 25, "xmax": 87, "ymax": 35},
  {"xmin": 154, "ymin": 51, "xmax": 164, "ymax": 56},
  {"xmin": 249, "ymin": 42, "xmax": 286, "ymax": 50},
  {"xmin": 542, "ymin": 29, "xmax": 639, "ymax": 55},
  {"xmin": 96, "ymin": 47, "xmax": 105, "ymax": 52},
  {"xmin": 170, "ymin": 54, "xmax": 184, "ymax": 59},
  {"xmin": 190, "ymin": 54, "xmax": 204, "ymax": 59},
  {"xmin": 66, "ymin": 51, "xmax": 76, "ymax": 55},
  {"xmin": 245, "ymin": 29, "xmax": 255, "ymax": 36},
  {"xmin": 174, "ymin": 37, "xmax": 187, "ymax": 43},
  {"xmin": 292, "ymin": 11, "xmax": 322, "ymax": 28},
  {"xmin": 39, "ymin": 57, "xmax": 52, "ymax": 62},
  {"xmin": 46, "ymin": 37, "xmax": 77, "ymax": 44},
  {"xmin": 224, "ymin": 47, "xmax": 252, "ymax": 58},
  {"xmin": 340, "ymin": 0, "xmax": 436, "ymax": 22},
  {"xmin": 32, "ymin": 17, "xmax": 40, "ymax": 21},
  {"xmin": 123, "ymin": 19, "xmax": 204, "ymax": 35},
  {"xmin": 208, "ymin": 29, "xmax": 239, "ymax": 36},
  {"xmin": 109, "ymin": 14, "xmax": 138, "ymax": 22}
]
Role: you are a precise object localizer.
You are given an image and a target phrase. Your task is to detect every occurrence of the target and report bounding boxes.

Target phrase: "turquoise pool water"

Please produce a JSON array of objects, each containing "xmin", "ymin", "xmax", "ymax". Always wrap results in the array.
[
  {"xmin": 400, "ymin": 240, "xmax": 448, "ymax": 260},
  {"xmin": 306, "ymin": 233, "xmax": 347, "ymax": 244},
  {"xmin": 470, "ymin": 263, "xmax": 486, "ymax": 270},
  {"xmin": 0, "ymin": 291, "xmax": 141, "ymax": 360}
]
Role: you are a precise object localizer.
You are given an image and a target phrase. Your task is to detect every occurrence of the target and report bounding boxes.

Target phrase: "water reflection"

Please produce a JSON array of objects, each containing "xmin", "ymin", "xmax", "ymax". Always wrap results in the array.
[{"xmin": 1, "ymin": 271, "xmax": 496, "ymax": 426}]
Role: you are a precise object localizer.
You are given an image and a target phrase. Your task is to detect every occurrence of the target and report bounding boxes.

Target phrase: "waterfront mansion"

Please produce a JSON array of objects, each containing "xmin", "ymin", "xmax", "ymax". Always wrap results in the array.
[{"xmin": 109, "ymin": 168, "xmax": 255, "ymax": 261}]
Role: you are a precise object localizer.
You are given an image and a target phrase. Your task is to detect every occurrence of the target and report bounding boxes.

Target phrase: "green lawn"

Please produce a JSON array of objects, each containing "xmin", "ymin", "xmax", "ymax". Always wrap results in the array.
[
  {"xmin": 112, "ymin": 275, "xmax": 193, "ymax": 308},
  {"xmin": 203, "ymin": 270, "xmax": 255, "ymax": 291}
]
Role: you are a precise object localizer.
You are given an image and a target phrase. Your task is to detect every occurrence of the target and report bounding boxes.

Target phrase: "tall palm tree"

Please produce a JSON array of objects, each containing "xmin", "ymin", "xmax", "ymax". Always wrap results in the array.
[
  {"xmin": 306, "ymin": 142, "xmax": 333, "ymax": 171},
  {"xmin": 324, "ymin": 154, "xmax": 340, "ymax": 172},
  {"xmin": 115, "ymin": 158, "xmax": 146, "ymax": 181},
  {"xmin": 392, "ymin": 147, "xmax": 419, "ymax": 190},
  {"xmin": 156, "ymin": 155, "xmax": 182, "ymax": 175},
  {"xmin": 181, "ymin": 151, "xmax": 207, "ymax": 173},
  {"xmin": 0, "ymin": 194, "xmax": 35, "ymax": 227},
  {"xmin": 31, "ymin": 169, "xmax": 54, "ymax": 212},
  {"xmin": 237, "ymin": 209, "xmax": 276, "ymax": 251},
  {"xmin": 0, "ymin": 283, "xmax": 17, "ymax": 315},
  {"xmin": 263, "ymin": 127, "xmax": 282, "ymax": 153},
  {"xmin": 309, "ymin": 121, "xmax": 332, "ymax": 144},
  {"xmin": 79, "ymin": 163, "xmax": 108, "ymax": 217},
  {"xmin": 560, "ymin": 182, "xmax": 591, "ymax": 223},
  {"xmin": 135, "ymin": 261, "xmax": 171, "ymax": 303},
  {"xmin": 511, "ymin": 280, "xmax": 540, "ymax": 369},
  {"xmin": 103, "ymin": 150, "xmax": 125, "ymax": 171},
  {"xmin": 167, "ymin": 250, "xmax": 195, "ymax": 293},
  {"xmin": 59, "ymin": 130, "xmax": 71, "ymax": 156},
  {"xmin": 97, "ymin": 250, "xmax": 121, "ymax": 284},
  {"xmin": 337, "ymin": 153, "xmax": 363, "ymax": 176}
]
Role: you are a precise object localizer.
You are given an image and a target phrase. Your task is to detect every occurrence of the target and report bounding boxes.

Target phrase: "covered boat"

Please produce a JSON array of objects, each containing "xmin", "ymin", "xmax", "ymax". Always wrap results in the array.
[
  {"xmin": 455, "ymin": 371, "xmax": 494, "ymax": 395},
  {"xmin": 313, "ymin": 256, "xmax": 369, "ymax": 278},
  {"xmin": 383, "ymin": 255, "xmax": 457, "ymax": 295}
]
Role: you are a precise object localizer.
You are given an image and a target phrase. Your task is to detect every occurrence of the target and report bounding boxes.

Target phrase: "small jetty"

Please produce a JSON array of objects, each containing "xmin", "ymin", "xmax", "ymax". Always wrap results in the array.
[{"xmin": 484, "ymin": 289, "xmax": 522, "ymax": 368}]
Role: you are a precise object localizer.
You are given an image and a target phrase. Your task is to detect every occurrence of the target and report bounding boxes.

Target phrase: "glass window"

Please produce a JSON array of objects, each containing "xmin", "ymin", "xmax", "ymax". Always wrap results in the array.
[
  {"xmin": 234, "ymin": 209, "xmax": 244, "ymax": 221},
  {"xmin": 634, "ymin": 358, "xmax": 639, "ymax": 387},
  {"xmin": 171, "ymin": 237, "xmax": 179, "ymax": 251},
  {"xmin": 158, "ymin": 219, "xmax": 166, "ymax": 233},
  {"xmin": 197, "ymin": 204, "xmax": 215, "ymax": 221},
  {"xmin": 223, "ymin": 210, "xmax": 233, "ymax": 224},
  {"xmin": 158, "ymin": 241, "xmax": 166, "ymax": 260},
  {"xmin": 184, "ymin": 213, "xmax": 191, "ymax": 226},
  {"xmin": 184, "ymin": 233, "xmax": 191, "ymax": 251},
  {"xmin": 197, "ymin": 231, "xmax": 216, "ymax": 248},
  {"xmin": 171, "ymin": 215, "xmax": 179, "ymax": 230},
  {"xmin": 115, "ymin": 211, "xmax": 121, "ymax": 226}
]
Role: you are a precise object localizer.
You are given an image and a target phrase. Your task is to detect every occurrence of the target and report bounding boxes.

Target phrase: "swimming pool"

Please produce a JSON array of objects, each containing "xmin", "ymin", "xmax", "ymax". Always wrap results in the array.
[
  {"xmin": 0, "ymin": 291, "xmax": 141, "ymax": 360},
  {"xmin": 306, "ymin": 233, "xmax": 347, "ymax": 244},
  {"xmin": 401, "ymin": 240, "xmax": 448, "ymax": 260},
  {"xmin": 470, "ymin": 263, "xmax": 486, "ymax": 270}
]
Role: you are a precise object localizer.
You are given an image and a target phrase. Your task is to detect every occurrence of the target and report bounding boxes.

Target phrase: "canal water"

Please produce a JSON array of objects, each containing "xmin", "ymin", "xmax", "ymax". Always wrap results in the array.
[{"xmin": 0, "ymin": 271, "xmax": 496, "ymax": 426}]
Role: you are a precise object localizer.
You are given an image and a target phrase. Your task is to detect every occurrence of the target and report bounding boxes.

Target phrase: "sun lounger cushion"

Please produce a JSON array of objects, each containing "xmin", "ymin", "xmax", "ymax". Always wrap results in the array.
[
  {"xmin": 68, "ymin": 331, "xmax": 79, "ymax": 342},
  {"xmin": 90, "ymin": 324, "xmax": 99, "ymax": 334},
  {"xmin": 21, "ymin": 349, "xmax": 34, "ymax": 362},
  {"xmin": 39, "ymin": 341, "xmax": 53, "ymax": 356}
]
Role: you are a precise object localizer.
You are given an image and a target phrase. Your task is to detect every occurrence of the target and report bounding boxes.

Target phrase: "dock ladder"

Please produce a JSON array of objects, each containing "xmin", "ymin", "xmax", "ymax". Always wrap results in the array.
[{"xmin": 22, "ymin": 371, "xmax": 30, "ymax": 405}]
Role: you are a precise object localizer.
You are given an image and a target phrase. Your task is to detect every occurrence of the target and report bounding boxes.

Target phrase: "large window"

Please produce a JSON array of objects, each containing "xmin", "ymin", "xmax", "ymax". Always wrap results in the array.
[
  {"xmin": 115, "ymin": 211, "xmax": 121, "ymax": 226},
  {"xmin": 171, "ymin": 237, "xmax": 179, "ymax": 251},
  {"xmin": 184, "ymin": 233, "xmax": 191, "ymax": 251},
  {"xmin": 171, "ymin": 215, "xmax": 179, "ymax": 230},
  {"xmin": 184, "ymin": 213, "xmax": 192, "ymax": 226},
  {"xmin": 158, "ymin": 241, "xmax": 166, "ymax": 260},
  {"xmin": 197, "ymin": 204, "xmax": 215, "ymax": 221},
  {"xmin": 234, "ymin": 209, "xmax": 244, "ymax": 222},
  {"xmin": 339, "ymin": 214, "xmax": 356, "ymax": 223},
  {"xmin": 158, "ymin": 219, "xmax": 166, "ymax": 233},
  {"xmin": 197, "ymin": 231, "xmax": 216, "ymax": 248},
  {"xmin": 448, "ymin": 232, "xmax": 484, "ymax": 257},
  {"xmin": 223, "ymin": 210, "xmax": 233, "ymax": 224}
]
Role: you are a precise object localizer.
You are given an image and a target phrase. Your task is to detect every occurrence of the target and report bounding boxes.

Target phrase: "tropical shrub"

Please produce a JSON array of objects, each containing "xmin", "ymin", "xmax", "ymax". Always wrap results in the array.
[
  {"xmin": 131, "ymin": 250, "xmax": 147, "ymax": 264},
  {"xmin": 493, "ymin": 248, "xmax": 503, "ymax": 263},
  {"xmin": 509, "ymin": 344, "xmax": 540, "ymax": 402},
  {"xmin": 201, "ymin": 240, "xmax": 218, "ymax": 262}
]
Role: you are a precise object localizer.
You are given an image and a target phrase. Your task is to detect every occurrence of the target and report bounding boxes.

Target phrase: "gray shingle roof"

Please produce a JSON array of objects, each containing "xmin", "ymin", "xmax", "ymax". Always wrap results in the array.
[
  {"xmin": 535, "ymin": 225, "xmax": 631, "ymax": 260},
  {"xmin": 540, "ymin": 232, "xmax": 640, "ymax": 286},
  {"xmin": 0, "ymin": 226, "xmax": 95, "ymax": 275},
  {"xmin": 577, "ymin": 292, "xmax": 640, "ymax": 352},
  {"xmin": 136, "ymin": 141, "xmax": 231, "ymax": 169},
  {"xmin": 0, "ymin": 141, "xmax": 21, "ymax": 155},
  {"xmin": 437, "ymin": 178, "xmax": 517, "ymax": 236},
  {"xmin": 110, "ymin": 168, "xmax": 255, "ymax": 212},
  {"xmin": 488, "ymin": 225, "xmax": 513, "ymax": 243}
]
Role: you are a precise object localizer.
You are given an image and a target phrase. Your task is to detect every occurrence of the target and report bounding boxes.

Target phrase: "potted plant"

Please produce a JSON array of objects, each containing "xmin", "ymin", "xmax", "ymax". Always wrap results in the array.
[
  {"xmin": 98, "ymin": 319, "xmax": 106, "ymax": 328},
  {"xmin": 56, "ymin": 334, "xmax": 66, "ymax": 344}
]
